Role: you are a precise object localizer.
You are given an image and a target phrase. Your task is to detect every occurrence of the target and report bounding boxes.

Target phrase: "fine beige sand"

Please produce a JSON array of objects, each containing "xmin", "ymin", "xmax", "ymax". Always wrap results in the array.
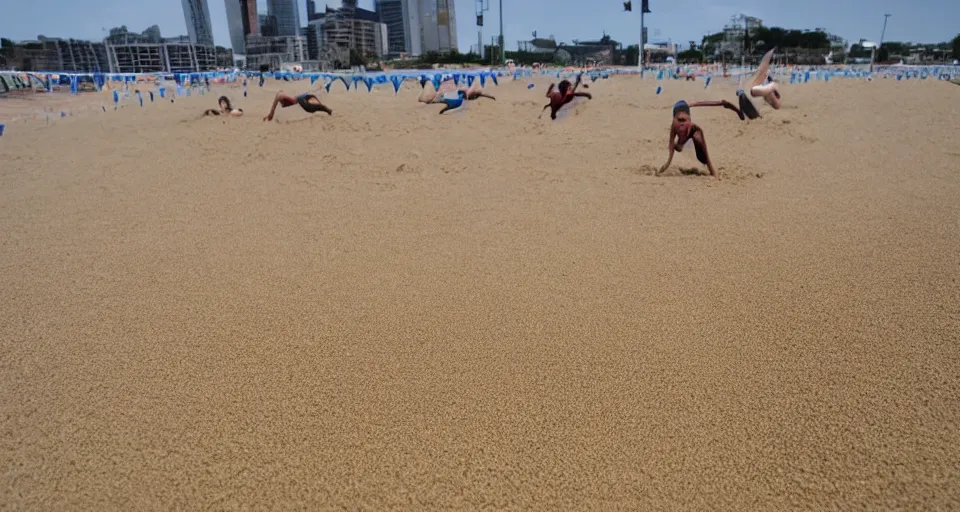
[{"xmin": 1, "ymin": 75, "xmax": 959, "ymax": 510}]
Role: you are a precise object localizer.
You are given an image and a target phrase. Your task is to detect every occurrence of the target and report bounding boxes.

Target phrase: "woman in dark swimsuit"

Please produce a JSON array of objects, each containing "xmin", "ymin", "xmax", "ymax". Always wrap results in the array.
[
  {"xmin": 658, "ymin": 100, "xmax": 744, "ymax": 179},
  {"xmin": 262, "ymin": 90, "xmax": 332, "ymax": 121}
]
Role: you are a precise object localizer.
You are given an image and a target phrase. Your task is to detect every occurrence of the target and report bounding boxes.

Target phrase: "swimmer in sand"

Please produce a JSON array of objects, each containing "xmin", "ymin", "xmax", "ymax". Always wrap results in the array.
[
  {"xmin": 262, "ymin": 90, "xmax": 332, "ymax": 121},
  {"xmin": 539, "ymin": 74, "xmax": 592, "ymax": 120},
  {"xmin": 436, "ymin": 90, "xmax": 468, "ymax": 114},
  {"xmin": 419, "ymin": 78, "xmax": 495, "ymax": 103},
  {"xmin": 203, "ymin": 96, "xmax": 244, "ymax": 117},
  {"xmin": 657, "ymin": 100, "xmax": 743, "ymax": 179}
]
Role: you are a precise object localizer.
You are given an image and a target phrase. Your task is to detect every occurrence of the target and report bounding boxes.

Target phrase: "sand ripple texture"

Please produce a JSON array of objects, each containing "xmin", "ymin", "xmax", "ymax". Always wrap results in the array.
[{"xmin": 1, "ymin": 76, "xmax": 959, "ymax": 510}]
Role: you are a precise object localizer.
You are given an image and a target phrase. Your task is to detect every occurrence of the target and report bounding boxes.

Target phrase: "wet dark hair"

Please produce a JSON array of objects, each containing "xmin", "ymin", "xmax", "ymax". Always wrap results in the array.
[
  {"xmin": 218, "ymin": 96, "xmax": 232, "ymax": 111},
  {"xmin": 672, "ymin": 100, "xmax": 690, "ymax": 118},
  {"xmin": 558, "ymin": 79, "xmax": 572, "ymax": 94}
]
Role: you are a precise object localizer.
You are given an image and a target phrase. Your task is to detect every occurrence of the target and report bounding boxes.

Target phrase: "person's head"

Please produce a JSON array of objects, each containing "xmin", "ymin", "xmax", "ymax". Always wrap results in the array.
[
  {"xmin": 672, "ymin": 101, "xmax": 691, "ymax": 129},
  {"xmin": 558, "ymin": 79, "xmax": 572, "ymax": 95},
  {"xmin": 218, "ymin": 96, "xmax": 232, "ymax": 111}
]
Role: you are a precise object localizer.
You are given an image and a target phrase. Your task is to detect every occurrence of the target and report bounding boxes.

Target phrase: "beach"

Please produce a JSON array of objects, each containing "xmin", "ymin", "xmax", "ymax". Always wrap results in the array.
[{"xmin": 1, "ymin": 75, "xmax": 959, "ymax": 509}]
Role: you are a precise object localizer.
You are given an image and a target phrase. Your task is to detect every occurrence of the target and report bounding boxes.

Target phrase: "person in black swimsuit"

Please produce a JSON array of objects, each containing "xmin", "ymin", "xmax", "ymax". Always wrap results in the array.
[
  {"xmin": 263, "ymin": 90, "xmax": 332, "ymax": 121},
  {"xmin": 658, "ymin": 100, "xmax": 744, "ymax": 179}
]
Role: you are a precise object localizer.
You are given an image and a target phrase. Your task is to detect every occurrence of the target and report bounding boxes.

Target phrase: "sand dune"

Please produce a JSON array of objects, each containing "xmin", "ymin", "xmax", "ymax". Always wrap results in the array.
[{"xmin": 1, "ymin": 75, "xmax": 959, "ymax": 509}]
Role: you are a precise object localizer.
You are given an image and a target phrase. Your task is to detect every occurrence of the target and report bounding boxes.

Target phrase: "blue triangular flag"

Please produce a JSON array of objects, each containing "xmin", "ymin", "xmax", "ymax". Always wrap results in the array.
[
  {"xmin": 149, "ymin": 91, "xmax": 154, "ymax": 102},
  {"xmin": 490, "ymin": 74, "xmax": 498, "ymax": 86},
  {"xmin": 310, "ymin": 75, "xmax": 318, "ymax": 85},
  {"xmin": 479, "ymin": 73, "xmax": 487, "ymax": 88},
  {"xmin": 390, "ymin": 75, "xmax": 403, "ymax": 94},
  {"xmin": 364, "ymin": 77, "xmax": 374, "ymax": 92},
  {"xmin": 324, "ymin": 80, "xmax": 333, "ymax": 93},
  {"xmin": 467, "ymin": 75, "xmax": 475, "ymax": 87},
  {"xmin": 431, "ymin": 74, "xmax": 441, "ymax": 91},
  {"xmin": 340, "ymin": 76, "xmax": 350, "ymax": 90},
  {"xmin": 453, "ymin": 74, "xmax": 460, "ymax": 86}
]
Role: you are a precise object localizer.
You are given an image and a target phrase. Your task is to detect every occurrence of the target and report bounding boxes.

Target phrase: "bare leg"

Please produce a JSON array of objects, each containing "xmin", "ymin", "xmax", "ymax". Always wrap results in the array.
[
  {"xmin": 750, "ymin": 47, "xmax": 776, "ymax": 88},
  {"xmin": 750, "ymin": 82, "xmax": 781, "ymax": 109},
  {"xmin": 692, "ymin": 131, "xmax": 718, "ymax": 179},
  {"xmin": 263, "ymin": 90, "xmax": 297, "ymax": 121},
  {"xmin": 305, "ymin": 96, "xmax": 333, "ymax": 115}
]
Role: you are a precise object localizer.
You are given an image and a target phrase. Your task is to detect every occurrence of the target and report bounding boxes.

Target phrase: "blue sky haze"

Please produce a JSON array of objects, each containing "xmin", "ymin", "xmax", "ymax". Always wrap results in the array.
[{"xmin": 2, "ymin": 0, "xmax": 957, "ymax": 50}]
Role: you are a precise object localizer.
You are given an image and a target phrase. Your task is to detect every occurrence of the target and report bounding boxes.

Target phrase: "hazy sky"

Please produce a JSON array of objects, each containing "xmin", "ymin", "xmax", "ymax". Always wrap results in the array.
[{"xmin": 2, "ymin": 0, "xmax": 957, "ymax": 50}]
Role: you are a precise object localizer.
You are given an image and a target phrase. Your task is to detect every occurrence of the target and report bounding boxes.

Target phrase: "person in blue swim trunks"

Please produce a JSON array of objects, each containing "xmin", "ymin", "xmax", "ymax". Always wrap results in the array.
[
  {"xmin": 263, "ymin": 89, "xmax": 332, "ymax": 121},
  {"xmin": 657, "ymin": 99, "xmax": 743, "ymax": 179},
  {"xmin": 437, "ymin": 90, "xmax": 467, "ymax": 114}
]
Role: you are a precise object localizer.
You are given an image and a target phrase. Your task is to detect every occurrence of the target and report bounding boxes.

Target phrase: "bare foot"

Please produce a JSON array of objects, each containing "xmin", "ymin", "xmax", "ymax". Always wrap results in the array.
[{"xmin": 263, "ymin": 114, "xmax": 273, "ymax": 121}]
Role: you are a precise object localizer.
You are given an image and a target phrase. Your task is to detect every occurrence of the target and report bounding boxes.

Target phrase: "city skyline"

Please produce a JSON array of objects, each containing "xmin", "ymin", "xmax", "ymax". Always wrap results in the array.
[
  {"xmin": 181, "ymin": 0, "xmax": 215, "ymax": 46},
  {"xmin": 2, "ymin": 0, "xmax": 958, "ymax": 52}
]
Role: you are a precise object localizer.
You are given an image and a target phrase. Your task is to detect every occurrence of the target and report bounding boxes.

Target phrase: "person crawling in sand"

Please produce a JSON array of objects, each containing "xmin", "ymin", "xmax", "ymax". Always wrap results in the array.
[
  {"xmin": 263, "ymin": 90, "xmax": 332, "ymax": 121},
  {"xmin": 657, "ymin": 100, "xmax": 744, "ymax": 179},
  {"xmin": 539, "ymin": 74, "xmax": 592, "ymax": 120},
  {"xmin": 203, "ymin": 96, "xmax": 244, "ymax": 117},
  {"xmin": 736, "ymin": 47, "xmax": 782, "ymax": 119},
  {"xmin": 418, "ymin": 79, "xmax": 495, "ymax": 104}
]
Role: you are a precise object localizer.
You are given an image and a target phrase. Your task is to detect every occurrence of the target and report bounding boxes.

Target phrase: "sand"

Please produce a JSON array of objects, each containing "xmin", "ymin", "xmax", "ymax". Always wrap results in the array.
[{"xmin": 1, "ymin": 75, "xmax": 959, "ymax": 509}]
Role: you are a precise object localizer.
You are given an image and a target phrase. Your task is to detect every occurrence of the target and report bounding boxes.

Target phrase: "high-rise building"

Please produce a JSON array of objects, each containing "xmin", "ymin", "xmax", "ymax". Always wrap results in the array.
[
  {"xmin": 258, "ymin": 14, "xmax": 278, "ymax": 37},
  {"xmin": 142, "ymin": 25, "xmax": 162, "ymax": 43},
  {"xmin": 401, "ymin": 0, "xmax": 458, "ymax": 56},
  {"xmin": 375, "ymin": 0, "xmax": 405, "ymax": 55},
  {"xmin": 306, "ymin": 0, "xmax": 318, "ymax": 21},
  {"xmin": 266, "ymin": 0, "xmax": 301, "ymax": 37},
  {"xmin": 226, "ymin": 0, "xmax": 259, "ymax": 54},
  {"xmin": 182, "ymin": 0, "xmax": 215, "ymax": 46}
]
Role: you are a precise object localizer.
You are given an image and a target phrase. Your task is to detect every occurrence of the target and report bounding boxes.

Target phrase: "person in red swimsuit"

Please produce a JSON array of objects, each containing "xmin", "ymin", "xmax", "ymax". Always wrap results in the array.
[
  {"xmin": 658, "ymin": 100, "xmax": 744, "ymax": 179},
  {"xmin": 539, "ymin": 74, "xmax": 592, "ymax": 120}
]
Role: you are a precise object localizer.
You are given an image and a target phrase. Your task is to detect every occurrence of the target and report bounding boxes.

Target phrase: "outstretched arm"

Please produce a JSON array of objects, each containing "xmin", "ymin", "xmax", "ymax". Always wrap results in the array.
[
  {"xmin": 538, "ymin": 103, "xmax": 552, "ymax": 119},
  {"xmin": 658, "ymin": 126, "xmax": 677, "ymax": 175}
]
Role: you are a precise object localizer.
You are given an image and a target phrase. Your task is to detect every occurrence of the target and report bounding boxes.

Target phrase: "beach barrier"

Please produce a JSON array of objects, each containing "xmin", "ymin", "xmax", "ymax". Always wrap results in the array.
[{"xmin": 3, "ymin": 64, "xmax": 958, "ymax": 132}]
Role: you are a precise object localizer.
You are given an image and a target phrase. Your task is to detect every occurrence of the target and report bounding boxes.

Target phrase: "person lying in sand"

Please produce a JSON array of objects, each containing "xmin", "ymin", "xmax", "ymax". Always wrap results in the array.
[
  {"xmin": 437, "ymin": 90, "xmax": 467, "ymax": 114},
  {"xmin": 418, "ymin": 78, "xmax": 457, "ymax": 103},
  {"xmin": 657, "ymin": 100, "xmax": 741, "ymax": 179},
  {"xmin": 263, "ymin": 90, "xmax": 332, "ymax": 121},
  {"xmin": 203, "ymin": 96, "xmax": 244, "ymax": 117},
  {"xmin": 418, "ymin": 79, "xmax": 494, "ymax": 104},
  {"xmin": 539, "ymin": 74, "xmax": 592, "ymax": 120}
]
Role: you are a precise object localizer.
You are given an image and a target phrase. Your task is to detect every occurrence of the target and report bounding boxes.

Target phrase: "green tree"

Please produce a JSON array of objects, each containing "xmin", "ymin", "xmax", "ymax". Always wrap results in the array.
[
  {"xmin": 348, "ymin": 49, "xmax": 366, "ymax": 68},
  {"xmin": 1, "ymin": 37, "xmax": 14, "ymax": 48},
  {"xmin": 953, "ymin": 33, "xmax": 960, "ymax": 59},
  {"xmin": 624, "ymin": 44, "xmax": 639, "ymax": 65},
  {"xmin": 677, "ymin": 49, "xmax": 703, "ymax": 63}
]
